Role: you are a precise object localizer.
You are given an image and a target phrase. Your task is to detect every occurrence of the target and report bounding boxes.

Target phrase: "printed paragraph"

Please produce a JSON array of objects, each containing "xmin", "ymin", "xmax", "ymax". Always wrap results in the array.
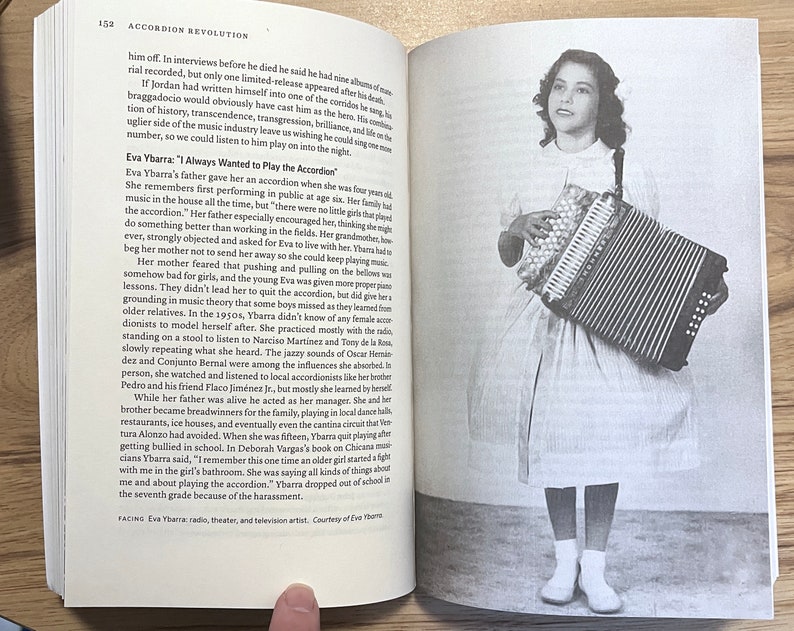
[{"xmin": 127, "ymin": 52, "xmax": 394, "ymax": 157}]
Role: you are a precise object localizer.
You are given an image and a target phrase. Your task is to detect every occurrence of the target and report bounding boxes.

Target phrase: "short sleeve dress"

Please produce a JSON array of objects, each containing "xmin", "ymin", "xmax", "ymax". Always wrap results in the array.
[{"xmin": 468, "ymin": 140, "xmax": 700, "ymax": 488}]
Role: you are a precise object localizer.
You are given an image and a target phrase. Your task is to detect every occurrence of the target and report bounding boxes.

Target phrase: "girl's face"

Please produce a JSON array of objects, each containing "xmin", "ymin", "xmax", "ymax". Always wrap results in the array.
[{"xmin": 548, "ymin": 61, "xmax": 599, "ymax": 140}]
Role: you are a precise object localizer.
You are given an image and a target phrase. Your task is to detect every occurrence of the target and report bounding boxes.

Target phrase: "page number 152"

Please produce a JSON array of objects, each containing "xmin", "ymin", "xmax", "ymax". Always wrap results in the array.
[{"xmin": 99, "ymin": 20, "xmax": 114, "ymax": 28}]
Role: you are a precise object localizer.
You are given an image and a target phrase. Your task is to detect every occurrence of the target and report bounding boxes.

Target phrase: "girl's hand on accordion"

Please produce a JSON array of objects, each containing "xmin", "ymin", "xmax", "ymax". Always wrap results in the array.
[
  {"xmin": 705, "ymin": 277, "xmax": 729, "ymax": 315},
  {"xmin": 507, "ymin": 210, "xmax": 559, "ymax": 246}
]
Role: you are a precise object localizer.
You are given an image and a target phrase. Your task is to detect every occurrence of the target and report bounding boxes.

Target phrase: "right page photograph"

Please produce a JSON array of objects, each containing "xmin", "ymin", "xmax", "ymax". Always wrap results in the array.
[{"xmin": 409, "ymin": 18, "xmax": 774, "ymax": 618}]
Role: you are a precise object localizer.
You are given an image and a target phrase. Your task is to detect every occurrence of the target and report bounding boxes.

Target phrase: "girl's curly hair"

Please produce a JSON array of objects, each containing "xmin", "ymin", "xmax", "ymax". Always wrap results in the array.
[{"xmin": 533, "ymin": 49, "xmax": 628, "ymax": 149}]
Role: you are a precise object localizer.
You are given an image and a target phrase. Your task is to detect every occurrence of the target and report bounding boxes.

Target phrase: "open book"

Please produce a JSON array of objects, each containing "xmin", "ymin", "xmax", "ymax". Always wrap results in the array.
[{"xmin": 35, "ymin": 0, "xmax": 775, "ymax": 618}]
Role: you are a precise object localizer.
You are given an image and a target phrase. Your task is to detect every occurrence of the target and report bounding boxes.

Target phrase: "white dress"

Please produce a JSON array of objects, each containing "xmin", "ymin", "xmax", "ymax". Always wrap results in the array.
[{"xmin": 468, "ymin": 140, "xmax": 700, "ymax": 487}]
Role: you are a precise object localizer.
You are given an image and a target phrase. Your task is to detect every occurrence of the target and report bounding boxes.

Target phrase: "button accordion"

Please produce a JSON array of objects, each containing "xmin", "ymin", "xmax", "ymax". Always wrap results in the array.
[{"xmin": 518, "ymin": 184, "xmax": 727, "ymax": 370}]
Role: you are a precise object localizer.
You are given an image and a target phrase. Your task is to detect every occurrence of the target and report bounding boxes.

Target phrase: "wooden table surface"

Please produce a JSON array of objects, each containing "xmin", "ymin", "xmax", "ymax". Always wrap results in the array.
[{"xmin": 1, "ymin": 0, "xmax": 792, "ymax": 629}]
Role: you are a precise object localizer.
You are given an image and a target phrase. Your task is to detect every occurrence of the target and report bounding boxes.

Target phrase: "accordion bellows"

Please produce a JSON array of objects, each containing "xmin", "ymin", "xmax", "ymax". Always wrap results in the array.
[{"xmin": 520, "ymin": 184, "xmax": 727, "ymax": 371}]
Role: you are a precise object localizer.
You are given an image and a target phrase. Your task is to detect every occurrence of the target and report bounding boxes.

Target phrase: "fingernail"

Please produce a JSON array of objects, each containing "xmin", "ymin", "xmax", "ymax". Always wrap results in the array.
[{"xmin": 284, "ymin": 583, "xmax": 316, "ymax": 613}]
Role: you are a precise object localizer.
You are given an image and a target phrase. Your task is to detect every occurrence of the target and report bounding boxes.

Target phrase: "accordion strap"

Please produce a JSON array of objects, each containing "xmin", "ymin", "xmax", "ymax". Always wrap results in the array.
[
  {"xmin": 498, "ymin": 230, "xmax": 524, "ymax": 267},
  {"xmin": 613, "ymin": 146, "xmax": 625, "ymax": 201}
]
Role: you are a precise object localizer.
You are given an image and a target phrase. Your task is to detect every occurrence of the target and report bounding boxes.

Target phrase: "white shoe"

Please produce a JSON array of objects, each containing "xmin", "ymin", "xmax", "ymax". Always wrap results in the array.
[
  {"xmin": 540, "ymin": 539, "xmax": 578, "ymax": 605},
  {"xmin": 578, "ymin": 549, "xmax": 622, "ymax": 614},
  {"xmin": 541, "ymin": 572, "xmax": 578, "ymax": 604}
]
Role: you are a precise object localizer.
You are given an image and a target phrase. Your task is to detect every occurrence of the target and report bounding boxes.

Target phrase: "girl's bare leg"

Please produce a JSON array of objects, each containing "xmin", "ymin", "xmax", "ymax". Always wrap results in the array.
[
  {"xmin": 541, "ymin": 487, "xmax": 579, "ymax": 604},
  {"xmin": 584, "ymin": 482, "xmax": 618, "ymax": 551},
  {"xmin": 580, "ymin": 482, "xmax": 622, "ymax": 613}
]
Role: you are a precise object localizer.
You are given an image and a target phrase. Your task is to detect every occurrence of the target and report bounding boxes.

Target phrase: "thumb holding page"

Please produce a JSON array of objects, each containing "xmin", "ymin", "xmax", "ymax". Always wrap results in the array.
[{"xmin": 269, "ymin": 584, "xmax": 321, "ymax": 631}]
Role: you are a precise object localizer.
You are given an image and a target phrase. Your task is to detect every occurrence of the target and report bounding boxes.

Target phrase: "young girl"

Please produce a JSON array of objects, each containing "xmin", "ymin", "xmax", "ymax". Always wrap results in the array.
[{"xmin": 468, "ymin": 49, "xmax": 722, "ymax": 614}]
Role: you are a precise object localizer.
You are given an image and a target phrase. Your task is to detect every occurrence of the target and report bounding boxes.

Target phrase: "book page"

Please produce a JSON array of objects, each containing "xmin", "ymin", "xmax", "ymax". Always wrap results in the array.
[
  {"xmin": 49, "ymin": 0, "xmax": 412, "ymax": 607},
  {"xmin": 408, "ymin": 19, "xmax": 774, "ymax": 618}
]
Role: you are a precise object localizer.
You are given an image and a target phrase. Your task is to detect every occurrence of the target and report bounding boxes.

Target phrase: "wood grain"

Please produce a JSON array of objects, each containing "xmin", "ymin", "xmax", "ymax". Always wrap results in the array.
[{"xmin": 1, "ymin": 1, "xmax": 792, "ymax": 629}]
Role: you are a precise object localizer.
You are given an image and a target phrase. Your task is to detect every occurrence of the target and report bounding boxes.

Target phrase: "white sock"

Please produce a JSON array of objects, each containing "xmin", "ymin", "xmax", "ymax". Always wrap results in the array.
[{"xmin": 548, "ymin": 538, "xmax": 578, "ymax": 585}]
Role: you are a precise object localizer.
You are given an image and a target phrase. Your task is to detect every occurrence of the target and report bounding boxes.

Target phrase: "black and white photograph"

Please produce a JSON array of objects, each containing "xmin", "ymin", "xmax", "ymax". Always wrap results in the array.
[{"xmin": 409, "ymin": 18, "xmax": 774, "ymax": 618}]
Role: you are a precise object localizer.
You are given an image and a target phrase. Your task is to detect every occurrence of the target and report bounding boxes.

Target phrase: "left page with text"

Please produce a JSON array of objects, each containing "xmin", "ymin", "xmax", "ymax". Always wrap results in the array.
[{"xmin": 35, "ymin": 0, "xmax": 413, "ymax": 608}]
